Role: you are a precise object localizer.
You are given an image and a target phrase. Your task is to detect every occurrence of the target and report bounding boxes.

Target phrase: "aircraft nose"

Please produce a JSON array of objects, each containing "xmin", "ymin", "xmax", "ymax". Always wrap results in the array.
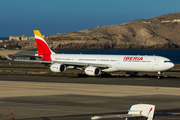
[
  {"xmin": 171, "ymin": 63, "xmax": 175, "ymax": 68},
  {"xmin": 168, "ymin": 62, "xmax": 175, "ymax": 69}
]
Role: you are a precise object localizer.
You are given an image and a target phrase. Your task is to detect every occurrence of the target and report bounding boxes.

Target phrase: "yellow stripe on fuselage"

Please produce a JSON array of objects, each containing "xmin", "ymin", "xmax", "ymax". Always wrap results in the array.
[{"xmin": 34, "ymin": 30, "xmax": 44, "ymax": 40}]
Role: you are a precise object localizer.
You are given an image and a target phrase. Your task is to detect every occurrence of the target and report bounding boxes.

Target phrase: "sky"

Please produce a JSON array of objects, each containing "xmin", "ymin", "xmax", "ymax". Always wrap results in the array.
[{"xmin": 0, "ymin": 0, "xmax": 180, "ymax": 37}]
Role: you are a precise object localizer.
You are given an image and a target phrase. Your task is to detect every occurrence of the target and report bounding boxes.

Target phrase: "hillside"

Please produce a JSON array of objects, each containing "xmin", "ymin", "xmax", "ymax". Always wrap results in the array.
[{"xmin": 22, "ymin": 12, "xmax": 180, "ymax": 50}]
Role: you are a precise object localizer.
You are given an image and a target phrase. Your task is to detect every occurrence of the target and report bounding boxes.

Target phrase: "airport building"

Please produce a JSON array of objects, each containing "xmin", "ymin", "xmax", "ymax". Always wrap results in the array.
[
  {"xmin": 0, "ymin": 50, "xmax": 41, "ymax": 60},
  {"xmin": 9, "ymin": 35, "xmax": 35, "ymax": 41}
]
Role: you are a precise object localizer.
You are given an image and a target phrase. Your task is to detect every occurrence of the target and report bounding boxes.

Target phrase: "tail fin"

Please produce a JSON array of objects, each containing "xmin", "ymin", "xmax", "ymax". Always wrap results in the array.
[
  {"xmin": 33, "ymin": 30, "xmax": 54, "ymax": 55},
  {"xmin": 128, "ymin": 104, "xmax": 155, "ymax": 120}
]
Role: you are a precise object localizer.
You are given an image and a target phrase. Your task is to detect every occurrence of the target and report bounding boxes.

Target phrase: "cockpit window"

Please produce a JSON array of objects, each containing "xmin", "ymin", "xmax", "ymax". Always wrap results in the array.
[{"xmin": 164, "ymin": 60, "xmax": 171, "ymax": 63}]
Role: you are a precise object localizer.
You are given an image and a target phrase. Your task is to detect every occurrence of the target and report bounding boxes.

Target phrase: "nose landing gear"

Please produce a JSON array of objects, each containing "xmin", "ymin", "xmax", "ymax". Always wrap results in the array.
[{"xmin": 158, "ymin": 71, "xmax": 163, "ymax": 79}]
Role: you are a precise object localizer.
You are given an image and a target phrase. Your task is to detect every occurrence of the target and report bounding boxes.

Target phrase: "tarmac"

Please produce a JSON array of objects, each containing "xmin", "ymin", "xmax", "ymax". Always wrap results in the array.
[{"xmin": 0, "ymin": 74, "xmax": 180, "ymax": 120}]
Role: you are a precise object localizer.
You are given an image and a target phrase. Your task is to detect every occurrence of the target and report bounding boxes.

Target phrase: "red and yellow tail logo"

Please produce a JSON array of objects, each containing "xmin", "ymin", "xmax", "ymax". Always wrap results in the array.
[{"xmin": 34, "ymin": 30, "xmax": 54, "ymax": 61}]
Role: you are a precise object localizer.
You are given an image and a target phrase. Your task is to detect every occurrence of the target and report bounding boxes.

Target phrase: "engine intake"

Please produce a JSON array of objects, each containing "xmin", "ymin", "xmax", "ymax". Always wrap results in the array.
[
  {"xmin": 85, "ymin": 66, "xmax": 101, "ymax": 76},
  {"xmin": 50, "ymin": 63, "xmax": 66, "ymax": 72}
]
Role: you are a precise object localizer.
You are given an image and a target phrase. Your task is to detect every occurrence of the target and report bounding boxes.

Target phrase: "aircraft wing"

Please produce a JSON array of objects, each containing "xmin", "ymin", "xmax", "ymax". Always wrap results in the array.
[
  {"xmin": 13, "ymin": 59, "xmax": 112, "ymax": 68},
  {"xmin": 91, "ymin": 114, "xmax": 145, "ymax": 120},
  {"xmin": 54, "ymin": 61, "xmax": 112, "ymax": 68},
  {"xmin": 14, "ymin": 59, "xmax": 52, "ymax": 63}
]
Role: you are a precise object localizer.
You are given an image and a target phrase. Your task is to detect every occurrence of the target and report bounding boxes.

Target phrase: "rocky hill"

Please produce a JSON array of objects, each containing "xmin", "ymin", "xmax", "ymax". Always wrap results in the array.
[{"xmin": 22, "ymin": 12, "xmax": 180, "ymax": 50}]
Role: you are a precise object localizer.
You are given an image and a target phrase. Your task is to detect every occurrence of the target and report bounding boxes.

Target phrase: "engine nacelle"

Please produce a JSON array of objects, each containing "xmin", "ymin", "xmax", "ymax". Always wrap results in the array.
[
  {"xmin": 50, "ymin": 63, "xmax": 66, "ymax": 72},
  {"xmin": 125, "ymin": 71, "xmax": 139, "ymax": 76},
  {"xmin": 84, "ymin": 66, "xmax": 101, "ymax": 76}
]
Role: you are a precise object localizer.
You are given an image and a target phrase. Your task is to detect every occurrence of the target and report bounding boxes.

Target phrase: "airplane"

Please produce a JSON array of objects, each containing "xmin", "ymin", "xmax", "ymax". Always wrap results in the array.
[
  {"xmin": 14, "ymin": 30, "xmax": 174, "ymax": 79},
  {"xmin": 91, "ymin": 103, "xmax": 180, "ymax": 120},
  {"xmin": 91, "ymin": 104, "xmax": 155, "ymax": 120}
]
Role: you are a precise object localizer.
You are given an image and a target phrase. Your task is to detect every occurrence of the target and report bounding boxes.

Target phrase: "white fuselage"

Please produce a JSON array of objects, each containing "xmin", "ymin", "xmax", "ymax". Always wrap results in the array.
[{"xmin": 50, "ymin": 54, "xmax": 174, "ymax": 72}]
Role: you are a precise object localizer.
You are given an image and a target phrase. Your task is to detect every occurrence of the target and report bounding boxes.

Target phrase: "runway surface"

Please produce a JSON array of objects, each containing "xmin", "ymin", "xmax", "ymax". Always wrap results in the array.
[
  {"xmin": 0, "ymin": 74, "xmax": 180, "ymax": 120},
  {"xmin": 0, "ymin": 65, "xmax": 180, "ymax": 78}
]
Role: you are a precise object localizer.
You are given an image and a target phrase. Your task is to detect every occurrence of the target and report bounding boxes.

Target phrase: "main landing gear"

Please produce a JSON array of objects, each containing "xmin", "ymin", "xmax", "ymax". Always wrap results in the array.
[
  {"xmin": 158, "ymin": 71, "xmax": 163, "ymax": 79},
  {"xmin": 101, "ymin": 73, "xmax": 111, "ymax": 77}
]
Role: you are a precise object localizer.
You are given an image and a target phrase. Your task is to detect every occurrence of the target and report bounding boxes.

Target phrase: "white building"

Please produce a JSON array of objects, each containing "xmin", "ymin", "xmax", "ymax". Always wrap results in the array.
[
  {"xmin": 9, "ymin": 35, "xmax": 35, "ymax": 41},
  {"xmin": 172, "ymin": 19, "xmax": 180, "ymax": 22},
  {"xmin": 161, "ymin": 20, "xmax": 171, "ymax": 23},
  {"xmin": 0, "ymin": 40, "xmax": 3, "ymax": 43}
]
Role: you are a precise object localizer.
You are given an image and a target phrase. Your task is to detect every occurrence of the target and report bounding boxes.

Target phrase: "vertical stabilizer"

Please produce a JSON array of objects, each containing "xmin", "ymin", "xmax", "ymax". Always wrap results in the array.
[
  {"xmin": 128, "ymin": 104, "xmax": 155, "ymax": 120},
  {"xmin": 33, "ymin": 30, "xmax": 55, "ymax": 61},
  {"xmin": 33, "ymin": 30, "xmax": 54, "ymax": 55}
]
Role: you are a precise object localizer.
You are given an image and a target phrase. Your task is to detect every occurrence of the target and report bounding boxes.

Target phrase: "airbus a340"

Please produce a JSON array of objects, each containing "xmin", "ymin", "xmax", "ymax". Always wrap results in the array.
[{"xmin": 14, "ymin": 30, "xmax": 174, "ymax": 79}]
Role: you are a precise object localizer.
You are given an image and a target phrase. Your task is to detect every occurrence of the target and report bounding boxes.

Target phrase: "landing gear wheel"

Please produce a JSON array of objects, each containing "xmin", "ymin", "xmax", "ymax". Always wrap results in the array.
[{"xmin": 101, "ymin": 73, "xmax": 111, "ymax": 77}]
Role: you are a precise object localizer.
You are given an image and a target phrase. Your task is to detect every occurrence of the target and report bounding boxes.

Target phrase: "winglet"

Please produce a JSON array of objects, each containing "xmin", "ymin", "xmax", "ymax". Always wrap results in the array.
[{"xmin": 128, "ymin": 104, "xmax": 155, "ymax": 120}]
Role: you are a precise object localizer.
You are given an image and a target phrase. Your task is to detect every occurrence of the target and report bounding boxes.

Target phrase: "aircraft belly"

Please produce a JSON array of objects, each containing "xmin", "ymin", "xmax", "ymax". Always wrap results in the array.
[{"xmin": 117, "ymin": 62, "xmax": 155, "ymax": 72}]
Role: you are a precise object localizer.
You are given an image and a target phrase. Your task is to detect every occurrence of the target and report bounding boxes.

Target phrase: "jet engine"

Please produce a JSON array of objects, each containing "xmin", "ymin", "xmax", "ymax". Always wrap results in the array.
[
  {"xmin": 84, "ymin": 66, "xmax": 101, "ymax": 76},
  {"xmin": 50, "ymin": 63, "xmax": 66, "ymax": 72},
  {"xmin": 125, "ymin": 71, "xmax": 139, "ymax": 76}
]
